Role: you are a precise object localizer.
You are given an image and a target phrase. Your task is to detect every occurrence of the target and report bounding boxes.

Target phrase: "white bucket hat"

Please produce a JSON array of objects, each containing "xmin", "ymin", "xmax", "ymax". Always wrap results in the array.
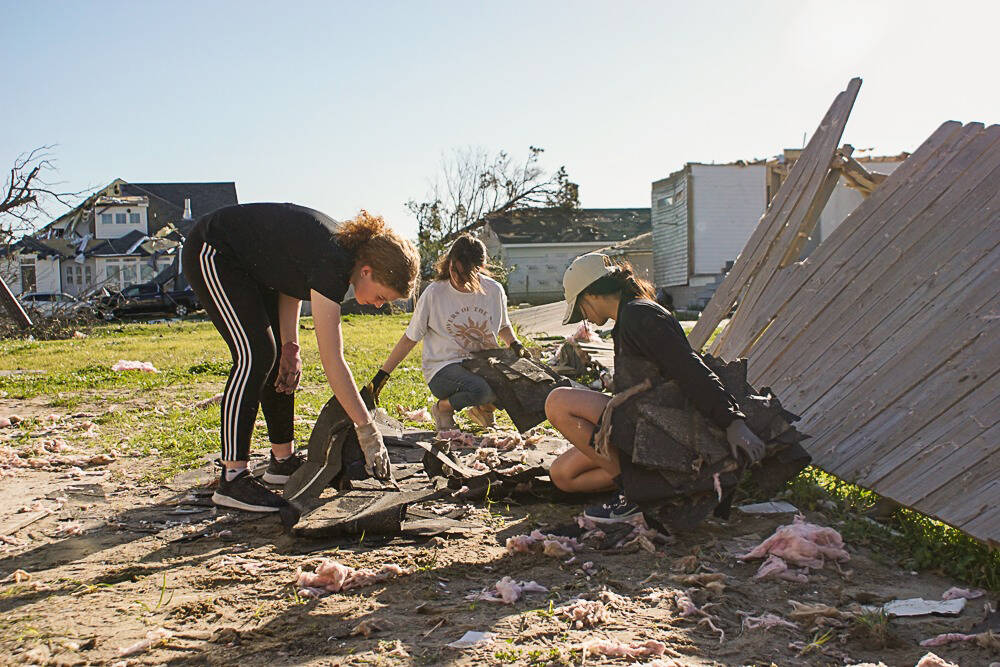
[{"xmin": 562, "ymin": 253, "xmax": 616, "ymax": 325}]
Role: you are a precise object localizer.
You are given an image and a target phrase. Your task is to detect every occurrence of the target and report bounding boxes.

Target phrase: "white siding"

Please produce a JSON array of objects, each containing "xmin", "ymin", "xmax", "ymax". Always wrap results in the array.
[
  {"xmin": 504, "ymin": 243, "xmax": 606, "ymax": 303},
  {"xmin": 690, "ymin": 164, "xmax": 767, "ymax": 276},
  {"xmin": 651, "ymin": 170, "xmax": 688, "ymax": 287},
  {"xmin": 818, "ymin": 161, "xmax": 902, "ymax": 240},
  {"xmin": 1, "ymin": 257, "xmax": 19, "ymax": 293},
  {"xmin": 35, "ymin": 257, "xmax": 62, "ymax": 293},
  {"xmin": 95, "ymin": 204, "xmax": 148, "ymax": 240}
]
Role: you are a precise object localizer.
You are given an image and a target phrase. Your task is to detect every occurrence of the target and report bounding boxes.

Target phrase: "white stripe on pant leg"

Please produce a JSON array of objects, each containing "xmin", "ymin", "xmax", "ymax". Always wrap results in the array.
[
  {"xmin": 202, "ymin": 246, "xmax": 254, "ymax": 462},
  {"xmin": 199, "ymin": 245, "xmax": 251, "ymax": 461},
  {"xmin": 199, "ymin": 245, "xmax": 244, "ymax": 461},
  {"xmin": 204, "ymin": 247, "xmax": 255, "ymax": 462}
]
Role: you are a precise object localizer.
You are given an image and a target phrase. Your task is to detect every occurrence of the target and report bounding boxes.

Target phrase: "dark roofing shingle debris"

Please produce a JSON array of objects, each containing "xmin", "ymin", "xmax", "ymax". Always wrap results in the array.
[{"xmin": 488, "ymin": 207, "xmax": 651, "ymax": 244}]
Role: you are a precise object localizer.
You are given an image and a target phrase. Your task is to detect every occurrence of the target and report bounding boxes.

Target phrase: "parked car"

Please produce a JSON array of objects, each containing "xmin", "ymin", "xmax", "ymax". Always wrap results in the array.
[
  {"xmin": 18, "ymin": 291, "xmax": 96, "ymax": 319},
  {"xmin": 96, "ymin": 282, "xmax": 201, "ymax": 320}
]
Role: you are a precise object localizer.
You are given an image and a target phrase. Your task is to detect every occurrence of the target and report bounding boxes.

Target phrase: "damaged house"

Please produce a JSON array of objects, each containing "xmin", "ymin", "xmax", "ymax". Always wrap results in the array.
[
  {"xmin": 481, "ymin": 207, "xmax": 651, "ymax": 304},
  {"xmin": 3, "ymin": 179, "xmax": 238, "ymax": 297},
  {"xmin": 652, "ymin": 155, "xmax": 904, "ymax": 309}
]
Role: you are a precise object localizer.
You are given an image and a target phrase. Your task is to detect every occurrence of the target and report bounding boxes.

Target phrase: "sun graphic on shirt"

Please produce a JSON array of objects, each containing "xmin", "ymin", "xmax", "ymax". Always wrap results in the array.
[{"xmin": 452, "ymin": 316, "xmax": 494, "ymax": 351}]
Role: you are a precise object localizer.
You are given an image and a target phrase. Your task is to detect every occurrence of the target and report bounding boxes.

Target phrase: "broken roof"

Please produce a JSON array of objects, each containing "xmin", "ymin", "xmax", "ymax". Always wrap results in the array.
[
  {"xmin": 487, "ymin": 208, "xmax": 650, "ymax": 245},
  {"xmin": 598, "ymin": 231, "xmax": 652, "ymax": 256}
]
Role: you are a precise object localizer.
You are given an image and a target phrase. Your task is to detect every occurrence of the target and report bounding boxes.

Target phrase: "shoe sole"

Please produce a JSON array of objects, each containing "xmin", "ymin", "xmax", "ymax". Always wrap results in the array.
[
  {"xmin": 466, "ymin": 410, "xmax": 494, "ymax": 428},
  {"xmin": 261, "ymin": 471, "xmax": 290, "ymax": 484},
  {"xmin": 211, "ymin": 491, "xmax": 282, "ymax": 513},
  {"xmin": 582, "ymin": 512, "xmax": 642, "ymax": 525}
]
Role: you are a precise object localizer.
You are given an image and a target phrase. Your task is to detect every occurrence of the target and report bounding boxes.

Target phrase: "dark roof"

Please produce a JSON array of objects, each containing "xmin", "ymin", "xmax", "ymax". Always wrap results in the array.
[
  {"xmin": 87, "ymin": 229, "xmax": 150, "ymax": 256},
  {"xmin": 487, "ymin": 207, "xmax": 651, "ymax": 245},
  {"xmin": 120, "ymin": 182, "xmax": 238, "ymax": 236}
]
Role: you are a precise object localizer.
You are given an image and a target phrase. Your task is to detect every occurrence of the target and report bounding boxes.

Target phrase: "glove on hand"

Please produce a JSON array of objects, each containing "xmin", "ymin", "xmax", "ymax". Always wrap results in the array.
[
  {"xmin": 356, "ymin": 421, "xmax": 392, "ymax": 480},
  {"xmin": 726, "ymin": 419, "xmax": 766, "ymax": 464},
  {"xmin": 510, "ymin": 340, "xmax": 530, "ymax": 359},
  {"xmin": 274, "ymin": 342, "xmax": 302, "ymax": 394},
  {"xmin": 366, "ymin": 369, "xmax": 391, "ymax": 405}
]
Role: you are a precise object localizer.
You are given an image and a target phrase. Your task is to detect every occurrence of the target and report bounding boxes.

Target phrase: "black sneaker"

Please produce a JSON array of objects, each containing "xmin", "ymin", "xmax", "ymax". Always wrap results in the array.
[
  {"xmin": 262, "ymin": 452, "xmax": 304, "ymax": 485},
  {"xmin": 583, "ymin": 493, "xmax": 641, "ymax": 524},
  {"xmin": 213, "ymin": 469, "xmax": 288, "ymax": 512}
]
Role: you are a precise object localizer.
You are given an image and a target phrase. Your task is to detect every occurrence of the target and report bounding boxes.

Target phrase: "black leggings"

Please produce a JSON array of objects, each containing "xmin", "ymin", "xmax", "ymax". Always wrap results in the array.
[{"xmin": 181, "ymin": 222, "xmax": 294, "ymax": 461}]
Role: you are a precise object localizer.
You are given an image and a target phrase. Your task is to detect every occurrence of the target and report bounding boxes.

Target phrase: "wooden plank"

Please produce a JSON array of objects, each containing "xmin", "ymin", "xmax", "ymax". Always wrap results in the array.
[
  {"xmin": 688, "ymin": 78, "xmax": 861, "ymax": 349},
  {"xmin": 0, "ymin": 274, "xmax": 32, "ymax": 329},
  {"xmin": 778, "ymin": 164, "xmax": 844, "ymax": 268},
  {"xmin": 959, "ymin": 504, "xmax": 1000, "ymax": 548},
  {"xmin": 788, "ymin": 226, "xmax": 1000, "ymax": 448},
  {"xmin": 923, "ymin": 463, "xmax": 999, "ymax": 526},
  {"xmin": 709, "ymin": 81, "xmax": 863, "ymax": 356},
  {"xmin": 867, "ymin": 377, "xmax": 1000, "ymax": 492},
  {"xmin": 815, "ymin": 297, "xmax": 1000, "ymax": 478},
  {"xmin": 741, "ymin": 123, "xmax": 986, "ymax": 375},
  {"xmin": 758, "ymin": 157, "xmax": 1000, "ymax": 407}
]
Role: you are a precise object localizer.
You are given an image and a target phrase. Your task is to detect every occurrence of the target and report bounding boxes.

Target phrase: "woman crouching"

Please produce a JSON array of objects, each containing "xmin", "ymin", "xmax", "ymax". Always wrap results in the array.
[{"xmin": 545, "ymin": 253, "xmax": 765, "ymax": 529}]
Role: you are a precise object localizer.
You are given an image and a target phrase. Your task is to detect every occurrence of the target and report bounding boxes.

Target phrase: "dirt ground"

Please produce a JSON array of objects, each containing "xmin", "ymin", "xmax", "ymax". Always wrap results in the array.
[{"xmin": 1, "ymin": 399, "xmax": 997, "ymax": 667}]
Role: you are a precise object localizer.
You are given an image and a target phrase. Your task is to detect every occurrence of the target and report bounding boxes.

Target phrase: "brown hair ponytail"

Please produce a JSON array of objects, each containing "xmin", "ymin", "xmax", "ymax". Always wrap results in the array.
[
  {"xmin": 579, "ymin": 260, "xmax": 655, "ymax": 302},
  {"xmin": 433, "ymin": 234, "xmax": 491, "ymax": 293},
  {"xmin": 335, "ymin": 210, "xmax": 420, "ymax": 298}
]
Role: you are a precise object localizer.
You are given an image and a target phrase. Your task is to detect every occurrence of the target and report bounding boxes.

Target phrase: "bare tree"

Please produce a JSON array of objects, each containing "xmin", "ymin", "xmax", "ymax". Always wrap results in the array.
[
  {"xmin": 1, "ymin": 146, "xmax": 86, "ymax": 245},
  {"xmin": 407, "ymin": 146, "xmax": 578, "ymax": 268}
]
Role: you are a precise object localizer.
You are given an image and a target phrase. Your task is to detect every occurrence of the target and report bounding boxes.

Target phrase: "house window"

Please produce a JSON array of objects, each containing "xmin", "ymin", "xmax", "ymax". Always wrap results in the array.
[
  {"xmin": 65, "ymin": 266, "xmax": 75, "ymax": 285},
  {"xmin": 657, "ymin": 197, "xmax": 672, "ymax": 209},
  {"xmin": 121, "ymin": 262, "xmax": 137, "ymax": 286},
  {"xmin": 101, "ymin": 213, "xmax": 113, "ymax": 225},
  {"xmin": 84, "ymin": 265, "xmax": 92, "ymax": 285},
  {"xmin": 75, "ymin": 265, "xmax": 83, "ymax": 285},
  {"xmin": 140, "ymin": 263, "xmax": 154, "ymax": 282},
  {"xmin": 20, "ymin": 258, "xmax": 36, "ymax": 292},
  {"xmin": 129, "ymin": 213, "xmax": 141, "ymax": 225},
  {"xmin": 115, "ymin": 213, "xmax": 127, "ymax": 224}
]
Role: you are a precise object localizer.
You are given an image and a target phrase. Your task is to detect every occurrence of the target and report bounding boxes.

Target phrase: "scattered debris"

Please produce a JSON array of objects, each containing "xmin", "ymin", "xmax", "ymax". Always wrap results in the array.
[
  {"xmin": 668, "ymin": 572, "xmax": 726, "ymax": 594},
  {"xmin": 557, "ymin": 598, "xmax": 608, "ymax": 628},
  {"xmin": 397, "ymin": 405, "xmax": 432, "ymax": 423},
  {"xmin": 296, "ymin": 558, "xmax": 409, "ymax": 596},
  {"xmin": 111, "ymin": 360, "xmax": 158, "ymax": 373},
  {"xmin": 582, "ymin": 639, "xmax": 667, "ymax": 660},
  {"xmin": 466, "ymin": 576, "xmax": 547, "ymax": 604},
  {"xmin": 753, "ymin": 554, "xmax": 809, "ymax": 583},
  {"xmin": 447, "ymin": 631, "xmax": 496, "ymax": 649},
  {"xmin": 941, "ymin": 586, "xmax": 985, "ymax": 600},
  {"xmin": 788, "ymin": 600, "xmax": 857, "ymax": 627},
  {"xmin": 72, "ymin": 330, "xmax": 87, "ymax": 339},
  {"xmin": 194, "ymin": 393, "xmax": 224, "ymax": 409},
  {"xmin": 740, "ymin": 612, "xmax": 799, "ymax": 631},
  {"xmin": 740, "ymin": 515, "xmax": 849, "ymax": 578},
  {"xmin": 1, "ymin": 569, "xmax": 31, "ymax": 583},
  {"xmin": 919, "ymin": 631, "xmax": 1000, "ymax": 649},
  {"xmin": 505, "ymin": 530, "xmax": 581, "ymax": 557},
  {"xmin": 883, "ymin": 597, "xmax": 965, "ymax": 618},
  {"xmin": 350, "ymin": 618, "xmax": 389, "ymax": 637},
  {"xmin": 737, "ymin": 501, "xmax": 799, "ymax": 514},
  {"xmin": 914, "ymin": 653, "xmax": 960, "ymax": 667},
  {"xmin": 117, "ymin": 628, "xmax": 173, "ymax": 657}
]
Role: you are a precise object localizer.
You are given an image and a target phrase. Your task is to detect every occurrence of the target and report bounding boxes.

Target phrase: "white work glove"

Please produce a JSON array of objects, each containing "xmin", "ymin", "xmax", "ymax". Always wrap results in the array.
[
  {"xmin": 726, "ymin": 419, "xmax": 766, "ymax": 464},
  {"xmin": 355, "ymin": 421, "xmax": 392, "ymax": 480}
]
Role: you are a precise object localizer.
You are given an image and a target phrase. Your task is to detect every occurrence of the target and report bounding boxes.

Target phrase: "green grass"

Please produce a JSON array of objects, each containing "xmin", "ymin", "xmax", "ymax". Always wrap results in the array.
[{"xmin": 785, "ymin": 467, "xmax": 1000, "ymax": 589}]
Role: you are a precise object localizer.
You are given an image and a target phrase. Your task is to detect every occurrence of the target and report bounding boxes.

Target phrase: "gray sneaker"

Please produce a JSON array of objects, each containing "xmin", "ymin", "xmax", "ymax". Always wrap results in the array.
[
  {"xmin": 213, "ymin": 470, "xmax": 288, "ymax": 513},
  {"xmin": 583, "ymin": 493, "xmax": 641, "ymax": 524}
]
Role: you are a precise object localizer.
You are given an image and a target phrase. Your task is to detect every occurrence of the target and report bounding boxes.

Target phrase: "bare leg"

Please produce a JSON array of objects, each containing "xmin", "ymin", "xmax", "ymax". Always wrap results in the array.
[{"xmin": 545, "ymin": 386, "xmax": 620, "ymax": 492}]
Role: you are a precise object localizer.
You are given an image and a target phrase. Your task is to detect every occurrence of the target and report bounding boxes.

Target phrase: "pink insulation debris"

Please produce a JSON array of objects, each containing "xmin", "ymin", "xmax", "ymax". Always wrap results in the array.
[
  {"xmin": 914, "ymin": 653, "xmax": 960, "ymax": 667},
  {"xmin": 0, "ymin": 417, "xmax": 10, "ymax": 428},
  {"xmin": 505, "ymin": 530, "xmax": 581, "ymax": 557},
  {"xmin": 941, "ymin": 586, "xmax": 984, "ymax": 600},
  {"xmin": 567, "ymin": 321, "xmax": 599, "ymax": 343},
  {"xmin": 397, "ymin": 405, "xmax": 432, "ymax": 423},
  {"xmin": 295, "ymin": 558, "xmax": 409, "ymax": 596},
  {"xmin": 582, "ymin": 639, "xmax": 666, "ymax": 659},
  {"xmin": 117, "ymin": 628, "xmax": 173, "ymax": 657},
  {"xmin": 111, "ymin": 360, "xmax": 158, "ymax": 373},
  {"xmin": 467, "ymin": 576, "xmax": 548, "ymax": 604},
  {"xmin": 740, "ymin": 515, "xmax": 849, "ymax": 570},
  {"xmin": 558, "ymin": 599, "xmax": 608, "ymax": 628},
  {"xmin": 753, "ymin": 554, "xmax": 810, "ymax": 583},
  {"xmin": 741, "ymin": 612, "xmax": 799, "ymax": 631},
  {"xmin": 919, "ymin": 631, "xmax": 1000, "ymax": 650}
]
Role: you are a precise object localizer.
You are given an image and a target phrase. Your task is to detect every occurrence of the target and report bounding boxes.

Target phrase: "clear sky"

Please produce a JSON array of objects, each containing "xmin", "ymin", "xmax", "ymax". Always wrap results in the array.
[{"xmin": 2, "ymin": 0, "xmax": 997, "ymax": 239}]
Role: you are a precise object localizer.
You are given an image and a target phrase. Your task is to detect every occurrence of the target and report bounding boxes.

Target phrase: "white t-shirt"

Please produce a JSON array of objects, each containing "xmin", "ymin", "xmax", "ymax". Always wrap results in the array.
[{"xmin": 405, "ymin": 275, "xmax": 512, "ymax": 383}]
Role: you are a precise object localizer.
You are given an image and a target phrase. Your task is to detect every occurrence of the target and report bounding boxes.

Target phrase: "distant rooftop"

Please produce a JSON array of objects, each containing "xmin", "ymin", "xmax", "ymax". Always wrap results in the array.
[{"xmin": 487, "ymin": 207, "xmax": 651, "ymax": 245}]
